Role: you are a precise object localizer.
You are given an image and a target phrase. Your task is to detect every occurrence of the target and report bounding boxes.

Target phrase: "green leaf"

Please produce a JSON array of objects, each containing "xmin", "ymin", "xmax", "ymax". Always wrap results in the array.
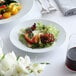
[
  {"xmin": 0, "ymin": 54, "xmax": 5, "ymax": 60},
  {"xmin": 17, "ymin": 56, "xmax": 20, "ymax": 60},
  {"xmin": 19, "ymin": 34, "xmax": 26, "ymax": 45}
]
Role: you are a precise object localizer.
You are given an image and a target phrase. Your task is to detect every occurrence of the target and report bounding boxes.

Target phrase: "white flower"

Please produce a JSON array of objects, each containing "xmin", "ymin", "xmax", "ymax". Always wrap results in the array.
[
  {"xmin": 25, "ymin": 55, "xmax": 31, "ymax": 66},
  {"xmin": 0, "ymin": 52, "xmax": 46, "ymax": 76}
]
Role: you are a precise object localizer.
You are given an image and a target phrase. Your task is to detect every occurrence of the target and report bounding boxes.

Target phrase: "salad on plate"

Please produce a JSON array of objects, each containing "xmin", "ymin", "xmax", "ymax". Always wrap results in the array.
[
  {"xmin": 0, "ymin": 0, "xmax": 22, "ymax": 19},
  {"xmin": 19, "ymin": 22, "xmax": 59, "ymax": 49},
  {"xmin": 0, "ymin": 51, "xmax": 47, "ymax": 76}
]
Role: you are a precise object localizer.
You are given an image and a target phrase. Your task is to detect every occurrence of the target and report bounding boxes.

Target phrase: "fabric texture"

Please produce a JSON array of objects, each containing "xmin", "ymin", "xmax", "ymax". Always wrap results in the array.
[{"xmin": 55, "ymin": 0, "xmax": 76, "ymax": 16}]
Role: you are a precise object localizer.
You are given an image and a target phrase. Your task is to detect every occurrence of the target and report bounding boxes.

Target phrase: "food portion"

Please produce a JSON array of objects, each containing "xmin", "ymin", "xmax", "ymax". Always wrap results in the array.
[
  {"xmin": 19, "ymin": 22, "xmax": 59, "ymax": 48},
  {"xmin": 0, "ymin": 0, "xmax": 22, "ymax": 19},
  {"xmin": 0, "ymin": 52, "xmax": 47, "ymax": 76}
]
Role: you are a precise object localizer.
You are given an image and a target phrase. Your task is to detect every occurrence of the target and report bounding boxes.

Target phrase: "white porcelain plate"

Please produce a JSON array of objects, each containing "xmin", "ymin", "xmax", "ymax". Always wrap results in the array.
[
  {"xmin": 10, "ymin": 19, "xmax": 66, "ymax": 53},
  {"xmin": 0, "ymin": 0, "xmax": 34, "ymax": 24}
]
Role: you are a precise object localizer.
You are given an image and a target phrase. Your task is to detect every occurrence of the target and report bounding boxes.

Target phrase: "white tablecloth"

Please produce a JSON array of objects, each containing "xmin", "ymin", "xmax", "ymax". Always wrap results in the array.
[{"xmin": 0, "ymin": 0, "xmax": 76, "ymax": 76}]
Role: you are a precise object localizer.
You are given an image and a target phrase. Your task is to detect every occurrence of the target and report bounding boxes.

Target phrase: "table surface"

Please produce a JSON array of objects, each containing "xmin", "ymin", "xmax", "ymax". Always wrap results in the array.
[{"xmin": 0, "ymin": 0, "xmax": 76, "ymax": 76}]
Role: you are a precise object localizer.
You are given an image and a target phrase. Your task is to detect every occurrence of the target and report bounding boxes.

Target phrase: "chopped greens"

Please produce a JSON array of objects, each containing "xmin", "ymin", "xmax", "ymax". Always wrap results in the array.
[
  {"xmin": 19, "ymin": 34, "xmax": 26, "ymax": 45},
  {"xmin": 19, "ymin": 22, "xmax": 59, "ymax": 49},
  {"xmin": 36, "ymin": 22, "xmax": 59, "ymax": 39}
]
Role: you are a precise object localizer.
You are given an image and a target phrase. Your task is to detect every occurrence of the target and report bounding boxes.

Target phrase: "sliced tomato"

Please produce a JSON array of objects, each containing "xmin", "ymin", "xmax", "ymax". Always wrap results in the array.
[{"xmin": 0, "ymin": 5, "xmax": 6, "ymax": 9}]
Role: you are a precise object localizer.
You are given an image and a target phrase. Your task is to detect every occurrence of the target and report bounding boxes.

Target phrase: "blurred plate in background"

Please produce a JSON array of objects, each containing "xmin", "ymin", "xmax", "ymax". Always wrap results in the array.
[{"xmin": 0, "ymin": 0, "xmax": 34, "ymax": 24}]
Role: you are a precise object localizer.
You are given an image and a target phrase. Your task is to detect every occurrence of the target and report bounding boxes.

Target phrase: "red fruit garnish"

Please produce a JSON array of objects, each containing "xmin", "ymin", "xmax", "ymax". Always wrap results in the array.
[
  {"xmin": 40, "ymin": 33, "xmax": 55, "ymax": 43},
  {"xmin": 0, "ymin": 14, "xmax": 3, "ymax": 19},
  {"xmin": 31, "ymin": 23, "xmax": 36, "ymax": 31},
  {"xmin": 0, "ymin": 5, "xmax": 6, "ymax": 8}
]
